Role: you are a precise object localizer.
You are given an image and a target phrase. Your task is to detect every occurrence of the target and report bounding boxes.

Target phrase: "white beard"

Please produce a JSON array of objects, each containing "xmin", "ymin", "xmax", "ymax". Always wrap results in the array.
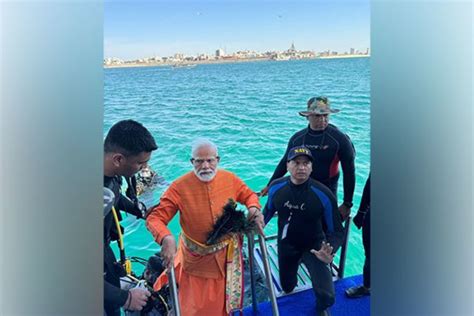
[{"xmin": 194, "ymin": 169, "xmax": 216, "ymax": 182}]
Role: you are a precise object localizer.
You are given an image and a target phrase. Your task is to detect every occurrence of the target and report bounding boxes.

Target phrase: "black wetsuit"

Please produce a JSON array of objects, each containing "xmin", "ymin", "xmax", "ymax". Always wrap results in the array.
[
  {"xmin": 263, "ymin": 176, "xmax": 344, "ymax": 312},
  {"xmin": 268, "ymin": 124, "xmax": 356, "ymax": 206},
  {"xmin": 104, "ymin": 176, "xmax": 143, "ymax": 316},
  {"xmin": 358, "ymin": 175, "xmax": 370, "ymax": 288}
]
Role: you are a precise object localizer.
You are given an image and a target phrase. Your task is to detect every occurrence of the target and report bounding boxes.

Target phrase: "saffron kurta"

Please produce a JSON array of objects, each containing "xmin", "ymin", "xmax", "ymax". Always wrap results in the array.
[{"xmin": 146, "ymin": 169, "xmax": 260, "ymax": 316}]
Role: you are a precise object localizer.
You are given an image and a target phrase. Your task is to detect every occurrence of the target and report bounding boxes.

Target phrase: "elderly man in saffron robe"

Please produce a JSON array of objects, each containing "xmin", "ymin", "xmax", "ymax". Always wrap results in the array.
[{"xmin": 146, "ymin": 138, "xmax": 264, "ymax": 315}]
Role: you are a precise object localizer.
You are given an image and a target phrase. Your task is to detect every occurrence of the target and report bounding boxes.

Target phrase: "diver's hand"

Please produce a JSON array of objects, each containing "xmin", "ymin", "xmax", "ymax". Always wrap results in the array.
[
  {"xmin": 352, "ymin": 211, "xmax": 365, "ymax": 229},
  {"xmin": 161, "ymin": 235, "xmax": 177, "ymax": 268},
  {"xmin": 248, "ymin": 206, "xmax": 265, "ymax": 236},
  {"xmin": 338, "ymin": 203, "xmax": 351, "ymax": 220},
  {"xmin": 125, "ymin": 287, "xmax": 151, "ymax": 311},
  {"xmin": 310, "ymin": 241, "xmax": 334, "ymax": 264},
  {"xmin": 259, "ymin": 186, "xmax": 269, "ymax": 197}
]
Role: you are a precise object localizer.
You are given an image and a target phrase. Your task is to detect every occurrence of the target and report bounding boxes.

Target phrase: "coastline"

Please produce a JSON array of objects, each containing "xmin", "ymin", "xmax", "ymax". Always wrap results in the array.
[{"xmin": 104, "ymin": 55, "xmax": 370, "ymax": 69}]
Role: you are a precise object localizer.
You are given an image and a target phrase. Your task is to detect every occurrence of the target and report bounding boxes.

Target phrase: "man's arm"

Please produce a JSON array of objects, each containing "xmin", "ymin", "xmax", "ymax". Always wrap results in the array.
[
  {"xmin": 326, "ymin": 193, "xmax": 344, "ymax": 253},
  {"xmin": 353, "ymin": 174, "xmax": 370, "ymax": 229},
  {"xmin": 262, "ymin": 200, "xmax": 275, "ymax": 225},
  {"xmin": 118, "ymin": 193, "xmax": 145, "ymax": 218},
  {"xmin": 262, "ymin": 180, "xmax": 283, "ymax": 224},
  {"xmin": 145, "ymin": 183, "xmax": 180, "ymax": 245},
  {"xmin": 233, "ymin": 175, "xmax": 264, "ymax": 234},
  {"xmin": 233, "ymin": 175, "xmax": 261, "ymax": 210},
  {"xmin": 338, "ymin": 132, "xmax": 356, "ymax": 207},
  {"xmin": 263, "ymin": 178, "xmax": 288, "ymax": 224},
  {"xmin": 146, "ymin": 183, "xmax": 180, "ymax": 267},
  {"xmin": 312, "ymin": 184, "xmax": 344, "ymax": 252},
  {"xmin": 104, "ymin": 281, "xmax": 151, "ymax": 312},
  {"xmin": 104, "ymin": 280, "xmax": 129, "ymax": 307}
]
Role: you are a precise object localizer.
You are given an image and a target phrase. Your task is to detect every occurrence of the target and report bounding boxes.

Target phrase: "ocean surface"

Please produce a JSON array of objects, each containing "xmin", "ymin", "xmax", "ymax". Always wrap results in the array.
[{"xmin": 104, "ymin": 57, "xmax": 370, "ymax": 278}]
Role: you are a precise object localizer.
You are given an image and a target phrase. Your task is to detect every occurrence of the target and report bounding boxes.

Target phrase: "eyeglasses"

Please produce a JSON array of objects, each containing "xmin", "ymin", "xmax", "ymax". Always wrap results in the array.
[{"xmin": 190, "ymin": 157, "xmax": 219, "ymax": 165}]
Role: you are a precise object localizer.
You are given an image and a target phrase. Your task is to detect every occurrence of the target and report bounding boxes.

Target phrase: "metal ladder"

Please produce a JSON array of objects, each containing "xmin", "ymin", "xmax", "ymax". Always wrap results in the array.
[
  {"xmin": 169, "ymin": 216, "xmax": 351, "ymax": 315},
  {"xmin": 246, "ymin": 233, "xmax": 280, "ymax": 315}
]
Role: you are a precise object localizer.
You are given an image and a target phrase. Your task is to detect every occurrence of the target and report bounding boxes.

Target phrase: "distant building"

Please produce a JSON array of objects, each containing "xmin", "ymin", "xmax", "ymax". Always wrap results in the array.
[
  {"xmin": 289, "ymin": 42, "xmax": 296, "ymax": 52},
  {"xmin": 197, "ymin": 53, "xmax": 210, "ymax": 60},
  {"xmin": 216, "ymin": 48, "xmax": 225, "ymax": 58},
  {"xmin": 104, "ymin": 57, "xmax": 124, "ymax": 65},
  {"xmin": 350, "ymin": 48, "xmax": 355, "ymax": 55},
  {"xmin": 365, "ymin": 48, "xmax": 370, "ymax": 55},
  {"xmin": 174, "ymin": 53, "xmax": 184, "ymax": 60}
]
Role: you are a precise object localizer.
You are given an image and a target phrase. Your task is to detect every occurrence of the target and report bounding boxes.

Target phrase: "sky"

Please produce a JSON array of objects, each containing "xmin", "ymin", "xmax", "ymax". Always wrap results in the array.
[{"xmin": 104, "ymin": 0, "xmax": 370, "ymax": 60}]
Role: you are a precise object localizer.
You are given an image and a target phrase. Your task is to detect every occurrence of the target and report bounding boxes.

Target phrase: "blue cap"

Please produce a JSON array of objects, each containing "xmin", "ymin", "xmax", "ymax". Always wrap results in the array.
[{"xmin": 287, "ymin": 146, "xmax": 313, "ymax": 161}]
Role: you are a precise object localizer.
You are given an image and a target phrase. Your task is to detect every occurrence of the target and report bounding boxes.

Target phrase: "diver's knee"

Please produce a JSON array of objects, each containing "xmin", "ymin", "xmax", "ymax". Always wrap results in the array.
[
  {"xmin": 319, "ymin": 291, "xmax": 335, "ymax": 307},
  {"xmin": 281, "ymin": 281, "xmax": 297, "ymax": 294}
]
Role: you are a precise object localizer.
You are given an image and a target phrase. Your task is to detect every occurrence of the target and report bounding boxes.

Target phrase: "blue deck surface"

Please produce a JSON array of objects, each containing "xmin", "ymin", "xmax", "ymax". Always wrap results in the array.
[{"xmin": 234, "ymin": 274, "xmax": 370, "ymax": 316}]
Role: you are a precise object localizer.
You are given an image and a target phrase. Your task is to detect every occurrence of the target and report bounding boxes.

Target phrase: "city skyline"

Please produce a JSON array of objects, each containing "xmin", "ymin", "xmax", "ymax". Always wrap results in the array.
[
  {"xmin": 105, "ymin": 0, "xmax": 370, "ymax": 60},
  {"xmin": 104, "ymin": 43, "xmax": 370, "ymax": 65}
]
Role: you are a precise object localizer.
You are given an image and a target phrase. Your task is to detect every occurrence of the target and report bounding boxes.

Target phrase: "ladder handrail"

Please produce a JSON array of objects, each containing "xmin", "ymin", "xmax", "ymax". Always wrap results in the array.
[
  {"xmin": 336, "ymin": 215, "xmax": 351, "ymax": 279},
  {"xmin": 257, "ymin": 234, "xmax": 280, "ymax": 316},
  {"xmin": 246, "ymin": 233, "xmax": 280, "ymax": 315},
  {"xmin": 167, "ymin": 265, "xmax": 181, "ymax": 316},
  {"xmin": 246, "ymin": 234, "xmax": 259, "ymax": 314}
]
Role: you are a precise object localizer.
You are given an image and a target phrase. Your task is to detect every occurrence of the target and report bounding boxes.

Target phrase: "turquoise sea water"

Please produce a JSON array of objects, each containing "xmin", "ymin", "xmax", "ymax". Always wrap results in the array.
[{"xmin": 104, "ymin": 57, "xmax": 370, "ymax": 277}]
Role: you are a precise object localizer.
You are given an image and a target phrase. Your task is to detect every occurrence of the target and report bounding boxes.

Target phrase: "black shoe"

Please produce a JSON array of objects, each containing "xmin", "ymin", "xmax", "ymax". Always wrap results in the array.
[
  {"xmin": 345, "ymin": 285, "xmax": 370, "ymax": 298},
  {"xmin": 317, "ymin": 309, "xmax": 331, "ymax": 316}
]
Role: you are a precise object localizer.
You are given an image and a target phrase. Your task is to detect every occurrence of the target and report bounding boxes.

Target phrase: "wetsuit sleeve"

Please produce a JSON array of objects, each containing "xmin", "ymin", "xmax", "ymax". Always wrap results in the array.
[
  {"xmin": 358, "ymin": 174, "xmax": 370, "ymax": 214},
  {"xmin": 104, "ymin": 280, "xmax": 129, "ymax": 308},
  {"xmin": 338, "ymin": 133, "xmax": 356, "ymax": 206},
  {"xmin": 262, "ymin": 203, "xmax": 275, "ymax": 225},
  {"xmin": 117, "ymin": 193, "xmax": 143, "ymax": 218},
  {"xmin": 262, "ymin": 183, "xmax": 278, "ymax": 224},
  {"xmin": 146, "ymin": 182, "xmax": 180, "ymax": 244},
  {"xmin": 267, "ymin": 138, "xmax": 294, "ymax": 185},
  {"xmin": 314, "ymin": 184, "xmax": 344, "ymax": 253},
  {"xmin": 233, "ymin": 174, "xmax": 261, "ymax": 210}
]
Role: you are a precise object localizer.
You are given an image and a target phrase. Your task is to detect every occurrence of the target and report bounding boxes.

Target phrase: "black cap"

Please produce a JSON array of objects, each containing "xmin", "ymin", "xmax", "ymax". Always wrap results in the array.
[{"xmin": 287, "ymin": 146, "xmax": 313, "ymax": 161}]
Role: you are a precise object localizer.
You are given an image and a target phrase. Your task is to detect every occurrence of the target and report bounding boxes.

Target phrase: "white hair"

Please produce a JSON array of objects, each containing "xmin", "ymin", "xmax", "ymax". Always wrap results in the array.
[{"xmin": 191, "ymin": 138, "xmax": 219, "ymax": 157}]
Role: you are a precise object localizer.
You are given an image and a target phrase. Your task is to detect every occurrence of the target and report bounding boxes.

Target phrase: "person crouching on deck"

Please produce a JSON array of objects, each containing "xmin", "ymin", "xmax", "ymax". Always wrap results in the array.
[
  {"xmin": 262, "ymin": 146, "xmax": 344, "ymax": 316},
  {"xmin": 146, "ymin": 138, "xmax": 264, "ymax": 315}
]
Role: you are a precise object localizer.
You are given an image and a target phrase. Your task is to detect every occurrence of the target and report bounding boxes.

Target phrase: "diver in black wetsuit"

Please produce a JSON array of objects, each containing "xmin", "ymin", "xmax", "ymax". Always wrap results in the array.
[
  {"xmin": 345, "ymin": 173, "xmax": 371, "ymax": 298},
  {"xmin": 261, "ymin": 96, "xmax": 356, "ymax": 219},
  {"xmin": 103, "ymin": 120, "xmax": 158, "ymax": 316},
  {"xmin": 263, "ymin": 146, "xmax": 344, "ymax": 316}
]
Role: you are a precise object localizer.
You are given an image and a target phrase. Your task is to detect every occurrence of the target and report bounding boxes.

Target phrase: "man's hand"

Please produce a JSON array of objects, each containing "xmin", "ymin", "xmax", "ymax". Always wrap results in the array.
[
  {"xmin": 310, "ymin": 241, "xmax": 334, "ymax": 264},
  {"xmin": 248, "ymin": 206, "xmax": 265, "ymax": 236},
  {"xmin": 259, "ymin": 186, "xmax": 269, "ymax": 197},
  {"xmin": 338, "ymin": 203, "xmax": 351, "ymax": 220},
  {"xmin": 160, "ymin": 235, "xmax": 177, "ymax": 268},
  {"xmin": 125, "ymin": 287, "xmax": 151, "ymax": 311},
  {"xmin": 352, "ymin": 211, "xmax": 365, "ymax": 229}
]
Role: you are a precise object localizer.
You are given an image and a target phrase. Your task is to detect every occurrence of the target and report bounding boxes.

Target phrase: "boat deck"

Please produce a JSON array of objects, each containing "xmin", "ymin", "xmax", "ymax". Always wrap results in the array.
[
  {"xmin": 236, "ymin": 274, "xmax": 370, "ymax": 315},
  {"xmin": 233, "ymin": 229, "xmax": 369, "ymax": 315}
]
